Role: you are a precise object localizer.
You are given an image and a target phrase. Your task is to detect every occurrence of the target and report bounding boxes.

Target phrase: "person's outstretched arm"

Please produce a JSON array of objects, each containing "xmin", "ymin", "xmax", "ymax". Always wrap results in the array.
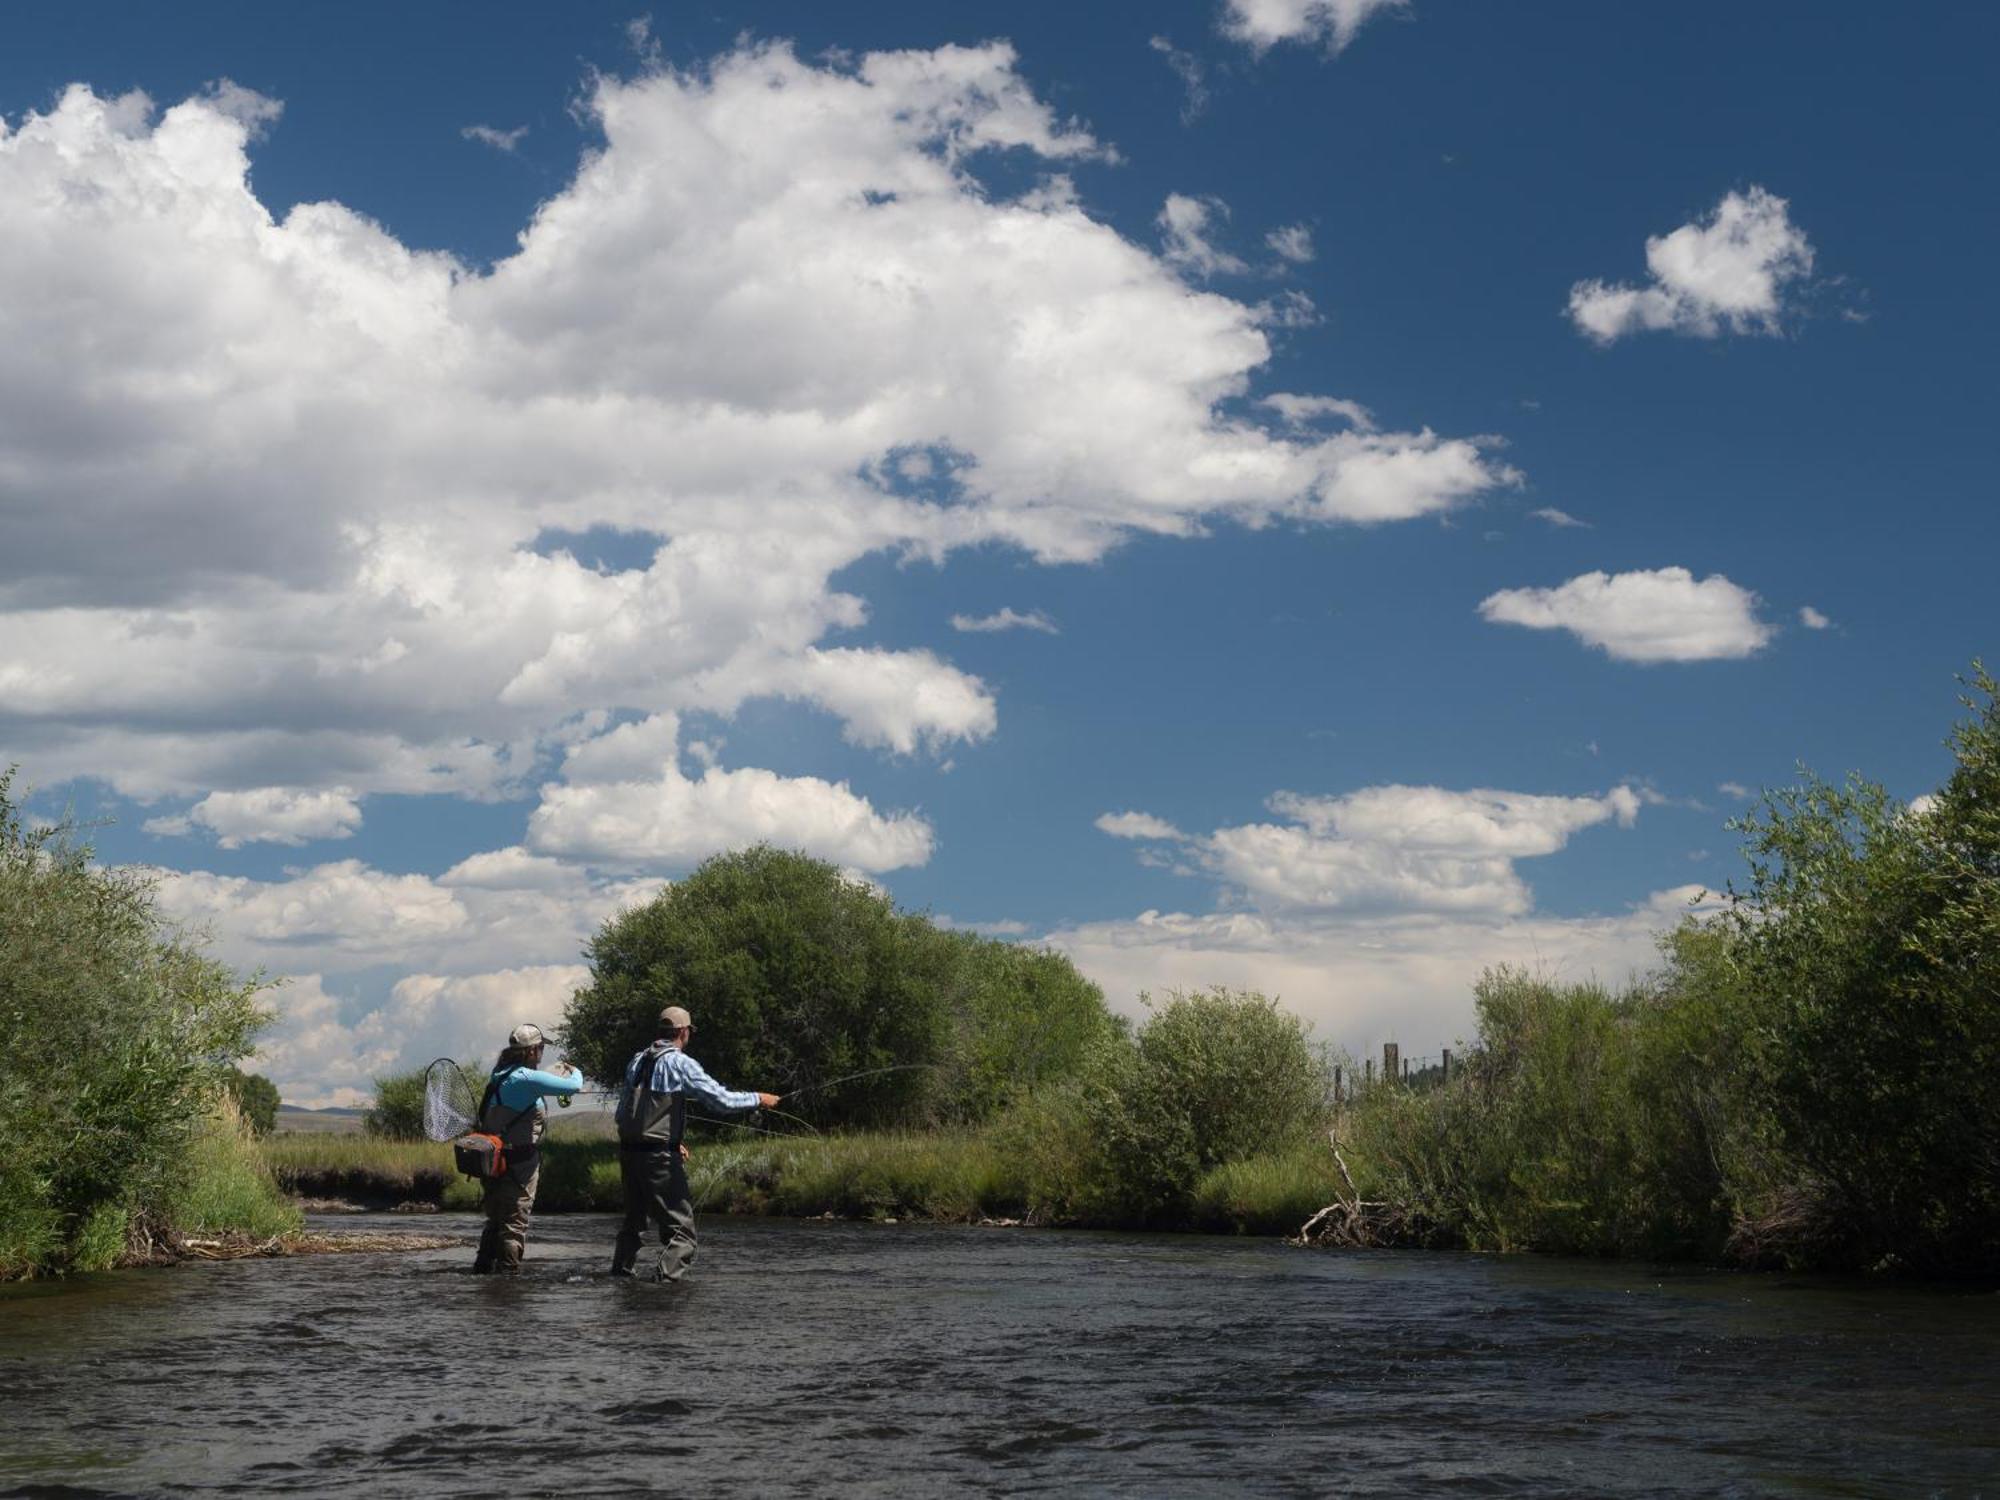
[{"xmin": 674, "ymin": 1054, "xmax": 774, "ymax": 1114}]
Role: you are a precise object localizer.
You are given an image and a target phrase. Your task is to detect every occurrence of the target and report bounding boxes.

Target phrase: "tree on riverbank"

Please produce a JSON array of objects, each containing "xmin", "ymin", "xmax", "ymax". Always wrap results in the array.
[
  {"xmin": 562, "ymin": 846, "xmax": 1117, "ymax": 1126},
  {"xmin": 1336, "ymin": 666, "xmax": 2000, "ymax": 1275},
  {"xmin": 224, "ymin": 1068, "xmax": 281, "ymax": 1137},
  {"xmin": 0, "ymin": 772, "xmax": 297, "ymax": 1277},
  {"xmin": 1711, "ymin": 663, "xmax": 2000, "ymax": 1272}
]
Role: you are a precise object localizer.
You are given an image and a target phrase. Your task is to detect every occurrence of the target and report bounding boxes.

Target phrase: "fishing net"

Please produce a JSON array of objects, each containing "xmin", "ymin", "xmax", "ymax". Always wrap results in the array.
[{"xmin": 422, "ymin": 1058, "xmax": 481, "ymax": 1142}]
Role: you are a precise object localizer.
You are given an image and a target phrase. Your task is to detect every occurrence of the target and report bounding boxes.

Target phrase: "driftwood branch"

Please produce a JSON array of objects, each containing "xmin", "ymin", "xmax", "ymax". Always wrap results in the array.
[{"xmin": 1289, "ymin": 1129, "xmax": 1410, "ymax": 1249}]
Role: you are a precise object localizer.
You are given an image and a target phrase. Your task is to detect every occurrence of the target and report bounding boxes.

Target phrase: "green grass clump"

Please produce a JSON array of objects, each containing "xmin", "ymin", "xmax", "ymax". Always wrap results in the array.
[
  {"xmin": 1190, "ymin": 1140, "xmax": 1347, "ymax": 1237},
  {"xmin": 165, "ymin": 1100, "xmax": 302, "ymax": 1241}
]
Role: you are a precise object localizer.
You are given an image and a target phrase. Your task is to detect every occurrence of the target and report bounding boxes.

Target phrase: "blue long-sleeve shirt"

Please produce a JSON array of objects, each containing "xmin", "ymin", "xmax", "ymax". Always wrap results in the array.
[
  {"xmin": 623, "ymin": 1044, "xmax": 761, "ymax": 1113},
  {"xmin": 490, "ymin": 1065, "xmax": 582, "ymax": 1115}
]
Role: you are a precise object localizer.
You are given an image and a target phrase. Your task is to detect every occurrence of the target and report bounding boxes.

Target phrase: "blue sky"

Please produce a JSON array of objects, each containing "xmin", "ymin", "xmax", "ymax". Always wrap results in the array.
[{"xmin": 3, "ymin": 2, "xmax": 1993, "ymax": 1103}]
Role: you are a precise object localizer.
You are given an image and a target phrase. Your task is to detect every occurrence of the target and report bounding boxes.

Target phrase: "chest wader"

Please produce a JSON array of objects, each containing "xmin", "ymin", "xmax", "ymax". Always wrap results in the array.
[
  {"xmin": 471, "ymin": 1070, "xmax": 544, "ymax": 1275},
  {"xmin": 611, "ymin": 1042, "xmax": 698, "ymax": 1280},
  {"xmin": 615, "ymin": 1041, "xmax": 684, "ymax": 1153}
]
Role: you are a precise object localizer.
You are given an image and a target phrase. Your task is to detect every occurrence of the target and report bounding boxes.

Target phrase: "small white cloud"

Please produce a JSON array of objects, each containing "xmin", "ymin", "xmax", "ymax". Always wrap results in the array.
[
  {"xmin": 1568, "ymin": 187, "xmax": 1816, "ymax": 344},
  {"xmin": 169, "ymin": 786, "xmax": 364, "ymax": 848},
  {"xmin": 142, "ymin": 815, "xmax": 194, "ymax": 838},
  {"xmin": 1266, "ymin": 224, "xmax": 1316, "ymax": 264},
  {"xmin": 1221, "ymin": 0, "xmax": 1409, "ymax": 55},
  {"xmin": 1908, "ymin": 792, "xmax": 1940, "ymax": 818},
  {"xmin": 1158, "ymin": 193, "xmax": 1248, "ymax": 278},
  {"xmin": 1148, "ymin": 36, "xmax": 1209, "ymax": 124},
  {"xmin": 1096, "ymin": 811, "xmax": 1186, "ymax": 841},
  {"xmin": 1718, "ymin": 781, "xmax": 1755, "ymax": 800},
  {"xmin": 1528, "ymin": 506, "xmax": 1589, "ymax": 528},
  {"xmin": 1479, "ymin": 567, "xmax": 1773, "ymax": 663},
  {"xmin": 1263, "ymin": 394, "xmax": 1374, "ymax": 431},
  {"xmin": 461, "ymin": 123, "xmax": 530, "ymax": 154},
  {"xmin": 531, "ymin": 719, "xmax": 933, "ymax": 872},
  {"xmin": 439, "ymin": 846, "xmax": 582, "ymax": 892},
  {"xmin": 1799, "ymin": 605, "xmax": 1832, "ymax": 630},
  {"xmin": 950, "ymin": 607, "xmax": 1059, "ymax": 635},
  {"xmin": 1110, "ymin": 782, "xmax": 1642, "ymax": 920}
]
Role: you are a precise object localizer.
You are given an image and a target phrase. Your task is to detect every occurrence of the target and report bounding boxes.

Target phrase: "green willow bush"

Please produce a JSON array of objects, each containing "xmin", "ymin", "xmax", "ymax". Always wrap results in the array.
[
  {"xmin": 1345, "ymin": 969, "xmax": 1735, "ymax": 1258},
  {"xmin": 1709, "ymin": 663, "xmax": 2000, "ymax": 1272},
  {"xmin": 224, "ymin": 1068, "xmax": 280, "ymax": 1137},
  {"xmin": 999, "ymin": 987, "xmax": 1331, "ymax": 1226},
  {"xmin": 562, "ymin": 846, "xmax": 1113, "ymax": 1127},
  {"xmin": 1344, "ymin": 666, "xmax": 2000, "ymax": 1274},
  {"xmin": 0, "ymin": 772, "xmax": 284, "ymax": 1275},
  {"xmin": 363, "ymin": 1067, "xmax": 431, "ymax": 1140}
]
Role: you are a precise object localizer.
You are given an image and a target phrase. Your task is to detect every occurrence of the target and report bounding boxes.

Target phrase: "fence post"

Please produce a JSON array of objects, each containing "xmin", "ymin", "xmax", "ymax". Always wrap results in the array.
[
  {"xmin": 1365, "ymin": 1058, "xmax": 1373, "ymax": 1087},
  {"xmin": 1441, "ymin": 1047, "xmax": 1452, "ymax": 1082},
  {"xmin": 1383, "ymin": 1042, "xmax": 1399, "ymax": 1088}
]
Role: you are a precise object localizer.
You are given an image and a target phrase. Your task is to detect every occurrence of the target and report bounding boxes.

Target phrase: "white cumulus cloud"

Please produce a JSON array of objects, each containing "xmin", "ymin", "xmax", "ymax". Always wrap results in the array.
[
  {"xmin": 1567, "ymin": 186, "xmax": 1816, "ymax": 344},
  {"xmin": 1266, "ymin": 224, "xmax": 1316, "ymax": 264},
  {"xmin": 461, "ymin": 123, "xmax": 528, "ymax": 153},
  {"xmin": 0, "ymin": 51, "xmax": 1513, "ymax": 808},
  {"xmin": 1158, "ymin": 193, "xmax": 1248, "ymax": 277},
  {"xmin": 1528, "ymin": 506, "xmax": 1589, "ymax": 528},
  {"xmin": 1479, "ymin": 567, "xmax": 1774, "ymax": 662},
  {"xmin": 252, "ymin": 965, "xmax": 592, "ymax": 1107},
  {"xmin": 1095, "ymin": 810, "xmax": 1187, "ymax": 841},
  {"xmin": 146, "ymin": 785, "xmax": 363, "ymax": 848},
  {"xmin": 950, "ymin": 607, "xmax": 1058, "ymax": 635},
  {"xmin": 1221, "ymin": 0, "xmax": 1409, "ymax": 55},
  {"xmin": 529, "ymin": 715, "xmax": 932, "ymax": 871},
  {"xmin": 1063, "ymin": 778, "xmax": 1660, "ymax": 1052},
  {"xmin": 1799, "ymin": 605, "xmax": 1832, "ymax": 630},
  {"xmin": 1203, "ymin": 784, "xmax": 1639, "ymax": 917}
]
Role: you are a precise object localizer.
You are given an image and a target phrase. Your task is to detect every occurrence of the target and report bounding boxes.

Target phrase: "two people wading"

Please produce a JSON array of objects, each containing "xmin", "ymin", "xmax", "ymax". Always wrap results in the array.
[
  {"xmin": 612, "ymin": 1005, "xmax": 779, "ymax": 1282},
  {"xmin": 471, "ymin": 1023, "xmax": 582, "ymax": 1275}
]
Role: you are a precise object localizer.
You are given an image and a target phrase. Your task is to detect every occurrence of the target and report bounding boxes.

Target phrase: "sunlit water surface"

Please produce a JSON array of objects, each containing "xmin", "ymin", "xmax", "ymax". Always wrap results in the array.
[{"xmin": 5, "ymin": 1212, "xmax": 1996, "ymax": 1497}]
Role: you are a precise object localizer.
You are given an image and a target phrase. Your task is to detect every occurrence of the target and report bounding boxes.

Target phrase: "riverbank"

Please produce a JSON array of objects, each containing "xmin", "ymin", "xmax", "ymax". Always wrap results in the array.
[
  {"xmin": 260, "ymin": 1127, "xmax": 1346, "ymax": 1237},
  {"xmin": 130, "ymin": 1228, "xmax": 463, "ymax": 1266}
]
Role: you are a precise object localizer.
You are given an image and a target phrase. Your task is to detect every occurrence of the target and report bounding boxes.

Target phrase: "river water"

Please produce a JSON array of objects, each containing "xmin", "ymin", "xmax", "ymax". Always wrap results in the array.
[{"xmin": 5, "ymin": 1212, "xmax": 1996, "ymax": 1497}]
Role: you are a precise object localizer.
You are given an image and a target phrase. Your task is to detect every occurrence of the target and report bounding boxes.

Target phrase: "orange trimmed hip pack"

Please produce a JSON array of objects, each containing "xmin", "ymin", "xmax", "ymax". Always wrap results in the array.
[{"xmin": 454, "ymin": 1074, "xmax": 533, "ymax": 1179}]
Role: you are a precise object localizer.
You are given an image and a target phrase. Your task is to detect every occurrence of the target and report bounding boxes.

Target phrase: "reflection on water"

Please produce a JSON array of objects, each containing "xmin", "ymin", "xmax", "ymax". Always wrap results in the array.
[{"xmin": 5, "ymin": 1213, "xmax": 1997, "ymax": 1497}]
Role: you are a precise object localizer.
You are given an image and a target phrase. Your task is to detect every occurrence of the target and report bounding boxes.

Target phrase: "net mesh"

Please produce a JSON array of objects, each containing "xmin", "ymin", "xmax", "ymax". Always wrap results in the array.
[{"xmin": 422, "ymin": 1058, "xmax": 480, "ymax": 1142}]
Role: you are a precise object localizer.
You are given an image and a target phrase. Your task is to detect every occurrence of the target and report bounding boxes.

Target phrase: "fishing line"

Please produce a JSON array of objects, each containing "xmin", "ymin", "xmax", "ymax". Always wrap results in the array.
[
  {"xmin": 780, "ymin": 1062, "xmax": 939, "ymax": 1103},
  {"xmin": 757, "ymin": 1104, "xmax": 824, "ymax": 1138},
  {"xmin": 685, "ymin": 1112, "xmax": 801, "ymax": 1141}
]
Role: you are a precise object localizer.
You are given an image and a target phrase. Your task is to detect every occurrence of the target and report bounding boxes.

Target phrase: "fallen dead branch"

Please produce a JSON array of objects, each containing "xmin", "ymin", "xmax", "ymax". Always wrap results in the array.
[
  {"xmin": 1289, "ymin": 1132, "xmax": 1413, "ymax": 1249},
  {"xmin": 168, "ymin": 1230, "xmax": 463, "ymax": 1262}
]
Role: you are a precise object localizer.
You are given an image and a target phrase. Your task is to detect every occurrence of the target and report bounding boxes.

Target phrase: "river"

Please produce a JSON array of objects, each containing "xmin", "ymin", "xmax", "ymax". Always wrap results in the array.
[{"xmin": 5, "ymin": 1212, "xmax": 1996, "ymax": 1497}]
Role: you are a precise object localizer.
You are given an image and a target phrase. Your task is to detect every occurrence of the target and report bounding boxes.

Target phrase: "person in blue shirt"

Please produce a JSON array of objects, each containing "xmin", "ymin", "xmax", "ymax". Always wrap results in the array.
[
  {"xmin": 611, "ymin": 1005, "xmax": 779, "ymax": 1282},
  {"xmin": 471, "ymin": 1022, "xmax": 581, "ymax": 1276}
]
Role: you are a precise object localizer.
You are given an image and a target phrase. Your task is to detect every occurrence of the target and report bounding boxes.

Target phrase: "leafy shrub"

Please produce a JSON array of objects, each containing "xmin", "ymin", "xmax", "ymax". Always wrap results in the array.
[
  {"xmin": 1001, "ymin": 987, "xmax": 1330, "ymax": 1226},
  {"xmin": 223, "ymin": 1068, "xmax": 281, "ymax": 1137},
  {"xmin": 363, "ymin": 1067, "xmax": 430, "ymax": 1141},
  {"xmin": 0, "ymin": 772, "xmax": 272, "ymax": 1277},
  {"xmin": 1711, "ymin": 664, "xmax": 2000, "ymax": 1273},
  {"xmin": 562, "ymin": 845, "xmax": 1112, "ymax": 1127}
]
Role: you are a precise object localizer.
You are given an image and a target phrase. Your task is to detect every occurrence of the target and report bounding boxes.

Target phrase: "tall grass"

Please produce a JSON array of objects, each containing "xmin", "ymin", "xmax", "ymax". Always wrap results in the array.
[
  {"xmin": 163, "ymin": 1097, "xmax": 302, "ymax": 1242},
  {"xmin": 1339, "ymin": 967, "xmax": 1742, "ymax": 1260}
]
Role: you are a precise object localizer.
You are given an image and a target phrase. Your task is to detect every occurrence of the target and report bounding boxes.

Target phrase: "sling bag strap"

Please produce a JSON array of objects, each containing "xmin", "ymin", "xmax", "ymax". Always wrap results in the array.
[{"xmin": 478, "ymin": 1069, "xmax": 539, "ymax": 1158}]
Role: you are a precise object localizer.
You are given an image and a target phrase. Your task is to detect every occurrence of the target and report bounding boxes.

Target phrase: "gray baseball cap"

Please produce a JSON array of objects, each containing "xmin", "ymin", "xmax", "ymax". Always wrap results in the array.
[
  {"xmin": 659, "ymin": 1006, "xmax": 693, "ymax": 1031},
  {"xmin": 508, "ymin": 1022, "xmax": 546, "ymax": 1048}
]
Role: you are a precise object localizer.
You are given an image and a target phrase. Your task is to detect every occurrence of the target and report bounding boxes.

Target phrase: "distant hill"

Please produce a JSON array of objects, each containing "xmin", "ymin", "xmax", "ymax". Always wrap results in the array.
[{"xmin": 274, "ymin": 1106, "xmax": 366, "ymax": 1134}]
